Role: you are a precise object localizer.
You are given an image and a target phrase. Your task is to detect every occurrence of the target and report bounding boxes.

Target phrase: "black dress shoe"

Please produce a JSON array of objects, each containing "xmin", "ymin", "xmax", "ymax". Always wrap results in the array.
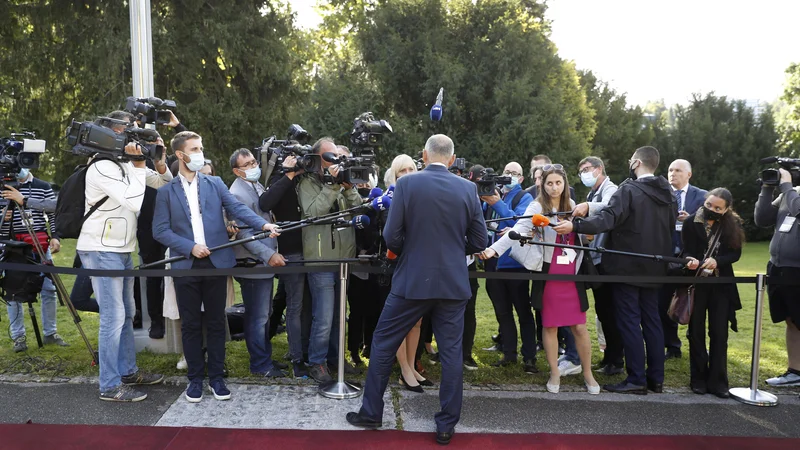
[
  {"xmin": 595, "ymin": 364, "xmax": 624, "ymax": 376},
  {"xmin": 273, "ymin": 360, "xmax": 289, "ymax": 370},
  {"xmin": 603, "ymin": 381, "xmax": 647, "ymax": 395},
  {"xmin": 664, "ymin": 350, "xmax": 682, "ymax": 360},
  {"xmin": 646, "ymin": 380, "xmax": 663, "ymax": 393},
  {"xmin": 346, "ymin": 412, "xmax": 381, "ymax": 429},
  {"xmin": 711, "ymin": 391, "xmax": 731, "ymax": 399},
  {"xmin": 399, "ymin": 375, "xmax": 424, "ymax": 393},
  {"xmin": 418, "ymin": 378, "xmax": 435, "ymax": 387},
  {"xmin": 436, "ymin": 430, "xmax": 453, "ymax": 445},
  {"xmin": 691, "ymin": 385, "xmax": 707, "ymax": 395}
]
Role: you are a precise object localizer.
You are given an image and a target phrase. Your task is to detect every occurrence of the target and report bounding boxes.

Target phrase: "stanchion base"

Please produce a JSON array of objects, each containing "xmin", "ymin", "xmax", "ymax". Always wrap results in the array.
[
  {"xmin": 729, "ymin": 387, "xmax": 778, "ymax": 407},
  {"xmin": 318, "ymin": 380, "xmax": 363, "ymax": 399}
]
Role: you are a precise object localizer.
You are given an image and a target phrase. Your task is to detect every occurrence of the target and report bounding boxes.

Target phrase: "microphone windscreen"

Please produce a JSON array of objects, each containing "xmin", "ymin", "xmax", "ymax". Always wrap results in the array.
[
  {"xmin": 354, "ymin": 215, "xmax": 371, "ymax": 229},
  {"xmin": 531, "ymin": 214, "xmax": 550, "ymax": 227},
  {"xmin": 369, "ymin": 187, "xmax": 383, "ymax": 200},
  {"xmin": 372, "ymin": 196, "xmax": 391, "ymax": 211},
  {"xmin": 322, "ymin": 152, "xmax": 339, "ymax": 163},
  {"xmin": 430, "ymin": 105, "xmax": 443, "ymax": 122},
  {"xmin": 385, "ymin": 185, "xmax": 395, "ymax": 199},
  {"xmin": 760, "ymin": 156, "xmax": 778, "ymax": 164},
  {"xmin": 508, "ymin": 230, "xmax": 522, "ymax": 241},
  {"xmin": 386, "ymin": 249, "xmax": 398, "ymax": 260}
]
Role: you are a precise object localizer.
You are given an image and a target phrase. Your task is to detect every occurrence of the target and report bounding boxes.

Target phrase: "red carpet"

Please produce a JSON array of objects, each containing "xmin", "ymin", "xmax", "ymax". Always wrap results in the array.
[{"xmin": 0, "ymin": 423, "xmax": 798, "ymax": 449}]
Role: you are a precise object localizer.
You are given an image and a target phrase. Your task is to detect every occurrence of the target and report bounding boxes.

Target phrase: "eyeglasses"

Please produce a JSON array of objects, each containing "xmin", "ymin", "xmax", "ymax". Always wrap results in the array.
[
  {"xmin": 542, "ymin": 164, "xmax": 564, "ymax": 172},
  {"xmin": 503, "ymin": 171, "xmax": 522, "ymax": 177},
  {"xmin": 239, "ymin": 159, "xmax": 259, "ymax": 169},
  {"xmin": 578, "ymin": 166, "xmax": 595, "ymax": 174}
]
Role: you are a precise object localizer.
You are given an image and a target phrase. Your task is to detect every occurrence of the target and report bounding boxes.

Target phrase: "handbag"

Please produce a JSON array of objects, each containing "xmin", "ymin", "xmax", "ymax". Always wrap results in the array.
[{"xmin": 668, "ymin": 224, "xmax": 722, "ymax": 325}]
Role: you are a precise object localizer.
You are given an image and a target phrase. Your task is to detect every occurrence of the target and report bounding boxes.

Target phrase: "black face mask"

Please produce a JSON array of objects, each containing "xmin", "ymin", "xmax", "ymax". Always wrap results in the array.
[
  {"xmin": 357, "ymin": 188, "xmax": 371, "ymax": 198},
  {"xmin": 703, "ymin": 206, "xmax": 724, "ymax": 221},
  {"xmin": 628, "ymin": 161, "xmax": 638, "ymax": 181}
]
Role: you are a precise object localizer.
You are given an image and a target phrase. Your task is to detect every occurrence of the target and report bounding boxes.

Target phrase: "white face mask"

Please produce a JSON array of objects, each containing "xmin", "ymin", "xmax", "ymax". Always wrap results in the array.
[
  {"xmin": 580, "ymin": 170, "xmax": 598, "ymax": 188},
  {"xmin": 503, "ymin": 176, "xmax": 520, "ymax": 190},
  {"xmin": 184, "ymin": 152, "xmax": 205, "ymax": 172},
  {"xmin": 243, "ymin": 167, "xmax": 261, "ymax": 182}
]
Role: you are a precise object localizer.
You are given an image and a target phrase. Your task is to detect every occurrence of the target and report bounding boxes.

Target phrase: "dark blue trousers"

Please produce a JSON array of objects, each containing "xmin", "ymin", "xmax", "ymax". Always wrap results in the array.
[
  {"xmin": 612, "ymin": 284, "xmax": 665, "ymax": 386},
  {"xmin": 359, "ymin": 293, "xmax": 466, "ymax": 433}
]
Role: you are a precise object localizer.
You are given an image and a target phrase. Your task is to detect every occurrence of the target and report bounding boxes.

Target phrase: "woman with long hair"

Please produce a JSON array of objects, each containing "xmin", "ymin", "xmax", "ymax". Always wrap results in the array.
[{"xmin": 683, "ymin": 187, "xmax": 744, "ymax": 398}]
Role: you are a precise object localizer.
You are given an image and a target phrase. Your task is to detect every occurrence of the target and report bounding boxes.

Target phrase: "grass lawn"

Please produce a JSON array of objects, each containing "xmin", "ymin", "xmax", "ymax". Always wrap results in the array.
[{"xmin": 0, "ymin": 240, "xmax": 790, "ymax": 390}]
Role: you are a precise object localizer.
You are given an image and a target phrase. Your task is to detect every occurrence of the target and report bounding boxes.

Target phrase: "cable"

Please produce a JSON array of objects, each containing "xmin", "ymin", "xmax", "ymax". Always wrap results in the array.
[{"xmin": 0, "ymin": 354, "xmax": 66, "ymax": 381}]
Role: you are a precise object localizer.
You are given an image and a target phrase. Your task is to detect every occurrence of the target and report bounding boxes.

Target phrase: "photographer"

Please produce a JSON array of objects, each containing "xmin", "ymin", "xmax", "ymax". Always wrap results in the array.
[
  {"xmin": 297, "ymin": 138, "xmax": 362, "ymax": 383},
  {"xmin": 754, "ymin": 168, "xmax": 800, "ymax": 387},
  {"xmin": 259, "ymin": 151, "xmax": 311, "ymax": 378},
  {"xmin": 77, "ymin": 110, "xmax": 172, "ymax": 402},
  {"xmin": 1, "ymin": 168, "xmax": 66, "ymax": 352}
]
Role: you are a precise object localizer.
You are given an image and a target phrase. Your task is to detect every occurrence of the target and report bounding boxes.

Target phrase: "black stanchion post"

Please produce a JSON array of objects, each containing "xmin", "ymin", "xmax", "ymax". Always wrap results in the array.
[
  {"xmin": 319, "ymin": 262, "xmax": 362, "ymax": 399},
  {"xmin": 730, "ymin": 273, "xmax": 778, "ymax": 406}
]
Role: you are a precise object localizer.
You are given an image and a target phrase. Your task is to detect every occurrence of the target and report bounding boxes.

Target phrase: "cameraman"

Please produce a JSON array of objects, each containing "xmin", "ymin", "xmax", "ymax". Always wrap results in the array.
[
  {"xmin": 754, "ymin": 168, "xmax": 800, "ymax": 387},
  {"xmin": 77, "ymin": 110, "xmax": 172, "ymax": 402},
  {"xmin": 259, "ymin": 151, "xmax": 311, "ymax": 378},
  {"xmin": 298, "ymin": 138, "xmax": 362, "ymax": 383},
  {"xmin": 1, "ymin": 168, "xmax": 66, "ymax": 352}
]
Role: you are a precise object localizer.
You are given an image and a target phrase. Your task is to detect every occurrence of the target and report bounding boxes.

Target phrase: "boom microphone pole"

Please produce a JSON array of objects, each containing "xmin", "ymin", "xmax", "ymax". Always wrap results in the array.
[{"xmin": 485, "ymin": 211, "xmax": 573, "ymax": 224}]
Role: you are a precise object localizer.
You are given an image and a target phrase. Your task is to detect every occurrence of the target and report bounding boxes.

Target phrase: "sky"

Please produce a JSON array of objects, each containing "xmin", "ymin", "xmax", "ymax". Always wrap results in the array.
[{"xmin": 289, "ymin": 0, "xmax": 798, "ymax": 107}]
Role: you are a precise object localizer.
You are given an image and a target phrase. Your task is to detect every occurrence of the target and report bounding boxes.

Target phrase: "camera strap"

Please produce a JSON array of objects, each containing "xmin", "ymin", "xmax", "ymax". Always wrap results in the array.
[{"xmin": 262, "ymin": 151, "xmax": 279, "ymax": 187}]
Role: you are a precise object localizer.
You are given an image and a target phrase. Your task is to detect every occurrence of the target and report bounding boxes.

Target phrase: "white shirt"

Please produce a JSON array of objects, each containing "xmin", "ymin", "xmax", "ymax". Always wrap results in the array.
[
  {"xmin": 179, "ymin": 172, "xmax": 206, "ymax": 247},
  {"xmin": 429, "ymin": 162, "xmax": 448, "ymax": 168},
  {"xmin": 671, "ymin": 183, "xmax": 690, "ymax": 211}
]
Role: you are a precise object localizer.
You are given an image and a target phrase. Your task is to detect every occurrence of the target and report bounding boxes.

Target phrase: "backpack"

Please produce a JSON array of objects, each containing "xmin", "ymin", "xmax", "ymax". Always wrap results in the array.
[{"xmin": 55, "ymin": 156, "xmax": 123, "ymax": 239}]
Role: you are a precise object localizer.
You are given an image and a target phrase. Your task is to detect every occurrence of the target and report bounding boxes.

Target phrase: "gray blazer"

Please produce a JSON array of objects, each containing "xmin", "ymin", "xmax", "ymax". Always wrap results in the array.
[{"xmin": 229, "ymin": 177, "xmax": 277, "ymax": 279}]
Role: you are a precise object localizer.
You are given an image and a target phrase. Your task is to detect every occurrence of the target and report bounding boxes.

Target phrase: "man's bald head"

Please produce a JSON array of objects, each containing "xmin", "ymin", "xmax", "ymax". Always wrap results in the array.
[
  {"xmin": 668, "ymin": 159, "xmax": 692, "ymax": 189},
  {"xmin": 504, "ymin": 162, "xmax": 524, "ymax": 184}
]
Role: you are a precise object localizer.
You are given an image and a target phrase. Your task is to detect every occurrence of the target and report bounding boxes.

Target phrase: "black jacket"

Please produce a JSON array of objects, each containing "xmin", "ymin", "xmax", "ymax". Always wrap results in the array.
[
  {"xmin": 573, "ymin": 176, "xmax": 677, "ymax": 286},
  {"xmin": 682, "ymin": 212, "xmax": 742, "ymax": 331},
  {"xmin": 259, "ymin": 174, "xmax": 303, "ymax": 255}
]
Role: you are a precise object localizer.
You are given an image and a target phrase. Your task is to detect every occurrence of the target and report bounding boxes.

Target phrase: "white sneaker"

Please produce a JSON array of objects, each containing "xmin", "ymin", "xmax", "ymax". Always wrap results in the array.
[
  {"xmin": 177, "ymin": 356, "xmax": 188, "ymax": 371},
  {"xmin": 558, "ymin": 359, "xmax": 582, "ymax": 377},
  {"xmin": 765, "ymin": 370, "xmax": 800, "ymax": 387}
]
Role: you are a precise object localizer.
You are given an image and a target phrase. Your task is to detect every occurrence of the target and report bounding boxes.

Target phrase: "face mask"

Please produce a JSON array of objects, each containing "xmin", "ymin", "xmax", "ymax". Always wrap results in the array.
[
  {"xmin": 358, "ymin": 188, "xmax": 372, "ymax": 198},
  {"xmin": 580, "ymin": 170, "xmax": 597, "ymax": 188},
  {"xmin": 17, "ymin": 168, "xmax": 30, "ymax": 180},
  {"xmin": 703, "ymin": 206, "xmax": 724, "ymax": 221},
  {"xmin": 183, "ymin": 152, "xmax": 205, "ymax": 172},
  {"xmin": 628, "ymin": 161, "xmax": 638, "ymax": 181},
  {"xmin": 504, "ymin": 176, "xmax": 520, "ymax": 190},
  {"xmin": 243, "ymin": 167, "xmax": 261, "ymax": 182}
]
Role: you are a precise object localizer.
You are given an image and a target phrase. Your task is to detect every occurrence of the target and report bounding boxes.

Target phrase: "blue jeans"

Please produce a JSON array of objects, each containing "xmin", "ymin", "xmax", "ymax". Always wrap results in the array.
[
  {"xmin": 78, "ymin": 251, "xmax": 138, "ymax": 392},
  {"xmin": 307, "ymin": 271, "xmax": 341, "ymax": 365},
  {"xmin": 561, "ymin": 327, "xmax": 579, "ymax": 364},
  {"xmin": 281, "ymin": 253, "xmax": 306, "ymax": 362},
  {"xmin": 235, "ymin": 277, "xmax": 276, "ymax": 373},
  {"xmin": 7, "ymin": 275, "xmax": 57, "ymax": 340}
]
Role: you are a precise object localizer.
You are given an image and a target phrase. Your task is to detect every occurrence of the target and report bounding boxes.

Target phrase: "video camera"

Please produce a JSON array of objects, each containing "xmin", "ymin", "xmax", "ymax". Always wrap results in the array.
[
  {"xmin": 760, "ymin": 156, "xmax": 800, "ymax": 187},
  {"xmin": 472, "ymin": 168, "xmax": 511, "ymax": 196},
  {"xmin": 449, "ymin": 157, "xmax": 467, "ymax": 174},
  {"xmin": 341, "ymin": 112, "xmax": 392, "ymax": 185},
  {"xmin": 124, "ymin": 96, "xmax": 177, "ymax": 126},
  {"xmin": 257, "ymin": 124, "xmax": 321, "ymax": 180},
  {"xmin": 0, "ymin": 133, "xmax": 46, "ymax": 189},
  {"xmin": 65, "ymin": 117, "xmax": 164, "ymax": 161}
]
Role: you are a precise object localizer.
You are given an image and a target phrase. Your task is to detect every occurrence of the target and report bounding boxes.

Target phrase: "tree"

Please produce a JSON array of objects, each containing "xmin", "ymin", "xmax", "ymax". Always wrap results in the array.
[{"xmin": 777, "ymin": 62, "xmax": 800, "ymax": 156}]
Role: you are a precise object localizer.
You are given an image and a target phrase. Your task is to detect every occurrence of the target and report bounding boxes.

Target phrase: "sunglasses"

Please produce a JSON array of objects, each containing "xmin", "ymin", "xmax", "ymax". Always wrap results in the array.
[{"xmin": 542, "ymin": 164, "xmax": 564, "ymax": 172}]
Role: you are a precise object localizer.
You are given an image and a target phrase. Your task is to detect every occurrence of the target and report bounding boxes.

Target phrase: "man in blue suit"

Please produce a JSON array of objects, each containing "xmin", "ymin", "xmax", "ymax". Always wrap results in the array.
[
  {"xmin": 661, "ymin": 159, "xmax": 707, "ymax": 359},
  {"xmin": 346, "ymin": 135, "xmax": 487, "ymax": 445},
  {"xmin": 153, "ymin": 131, "xmax": 279, "ymax": 403}
]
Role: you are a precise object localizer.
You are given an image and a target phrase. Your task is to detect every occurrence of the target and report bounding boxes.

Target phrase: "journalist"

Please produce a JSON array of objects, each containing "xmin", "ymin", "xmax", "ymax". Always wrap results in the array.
[
  {"xmin": 554, "ymin": 146, "xmax": 677, "ymax": 395},
  {"xmin": 153, "ymin": 132, "xmax": 280, "ymax": 403},
  {"xmin": 1, "ymin": 169, "xmax": 66, "ymax": 352},
  {"xmin": 229, "ymin": 148, "xmax": 288, "ymax": 378},
  {"xmin": 77, "ymin": 110, "xmax": 172, "ymax": 402},
  {"xmin": 754, "ymin": 168, "xmax": 800, "ymax": 388},
  {"xmin": 297, "ymin": 138, "xmax": 362, "ymax": 383}
]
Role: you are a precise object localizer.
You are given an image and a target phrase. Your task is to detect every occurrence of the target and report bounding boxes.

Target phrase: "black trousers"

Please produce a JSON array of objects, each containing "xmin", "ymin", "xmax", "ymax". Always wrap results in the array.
[
  {"xmin": 688, "ymin": 286, "xmax": 730, "ymax": 393},
  {"xmin": 174, "ymin": 258, "xmax": 228, "ymax": 382},
  {"xmin": 140, "ymin": 247, "xmax": 166, "ymax": 326},
  {"xmin": 463, "ymin": 278, "xmax": 479, "ymax": 359},
  {"xmin": 348, "ymin": 275, "xmax": 383, "ymax": 354},
  {"xmin": 658, "ymin": 284, "xmax": 682, "ymax": 353},
  {"xmin": 594, "ymin": 265, "xmax": 624, "ymax": 367},
  {"xmin": 486, "ymin": 270, "xmax": 536, "ymax": 362},
  {"xmin": 269, "ymin": 276, "xmax": 312, "ymax": 359}
]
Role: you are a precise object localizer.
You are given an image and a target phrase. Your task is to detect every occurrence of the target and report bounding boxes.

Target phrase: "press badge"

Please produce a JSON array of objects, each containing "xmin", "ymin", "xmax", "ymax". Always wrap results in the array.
[
  {"xmin": 556, "ymin": 254, "xmax": 570, "ymax": 265},
  {"xmin": 563, "ymin": 248, "xmax": 577, "ymax": 263},
  {"xmin": 675, "ymin": 221, "xmax": 683, "ymax": 232},
  {"xmin": 779, "ymin": 216, "xmax": 796, "ymax": 233}
]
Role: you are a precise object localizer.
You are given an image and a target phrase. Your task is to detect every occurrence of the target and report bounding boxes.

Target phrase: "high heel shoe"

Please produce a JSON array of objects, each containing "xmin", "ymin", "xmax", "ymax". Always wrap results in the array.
[
  {"xmin": 417, "ymin": 377, "xmax": 434, "ymax": 387},
  {"xmin": 585, "ymin": 380, "xmax": 600, "ymax": 395},
  {"xmin": 546, "ymin": 377, "xmax": 560, "ymax": 394},
  {"xmin": 399, "ymin": 375, "xmax": 424, "ymax": 393}
]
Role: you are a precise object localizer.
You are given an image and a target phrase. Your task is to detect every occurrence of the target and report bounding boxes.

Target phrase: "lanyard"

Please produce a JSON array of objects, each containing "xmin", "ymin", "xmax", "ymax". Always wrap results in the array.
[{"xmin": 180, "ymin": 176, "xmax": 203, "ymax": 219}]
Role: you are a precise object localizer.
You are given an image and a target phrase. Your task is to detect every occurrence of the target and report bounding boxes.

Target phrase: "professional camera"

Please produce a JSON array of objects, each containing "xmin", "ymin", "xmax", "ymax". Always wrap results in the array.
[
  {"xmin": 760, "ymin": 156, "xmax": 800, "ymax": 187},
  {"xmin": 449, "ymin": 157, "xmax": 467, "ymax": 174},
  {"xmin": 124, "ymin": 96, "xmax": 177, "ymax": 126},
  {"xmin": 257, "ymin": 124, "xmax": 321, "ymax": 180},
  {"xmin": 473, "ymin": 168, "xmax": 511, "ymax": 196},
  {"xmin": 333, "ymin": 112, "xmax": 392, "ymax": 185},
  {"xmin": 65, "ymin": 117, "xmax": 164, "ymax": 161},
  {"xmin": 0, "ymin": 133, "xmax": 46, "ymax": 189}
]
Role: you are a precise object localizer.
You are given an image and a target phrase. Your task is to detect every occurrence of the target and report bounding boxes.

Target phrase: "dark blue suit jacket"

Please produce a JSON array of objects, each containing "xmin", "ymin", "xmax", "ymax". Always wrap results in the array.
[
  {"xmin": 152, "ymin": 174, "xmax": 268, "ymax": 270},
  {"xmin": 383, "ymin": 164, "xmax": 487, "ymax": 300},
  {"xmin": 673, "ymin": 184, "xmax": 707, "ymax": 253}
]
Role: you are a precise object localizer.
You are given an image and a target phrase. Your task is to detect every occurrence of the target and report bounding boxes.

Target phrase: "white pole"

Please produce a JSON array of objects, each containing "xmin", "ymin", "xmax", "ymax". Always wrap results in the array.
[{"xmin": 129, "ymin": 0, "xmax": 154, "ymax": 99}]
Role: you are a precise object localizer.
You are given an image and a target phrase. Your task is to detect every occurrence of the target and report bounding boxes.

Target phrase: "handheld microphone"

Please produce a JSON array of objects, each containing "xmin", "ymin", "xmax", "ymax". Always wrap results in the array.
[
  {"xmin": 331, "ymin": 214, "xmax": 371, "ymax": 230},
  {"xmin": 370, "ymin": 195, "xmax": 391, "ymax": 212},
  {"xmin": 385, "ymin": 185, "xmax": 395, "ymax": 199},
  {"xmin": 531, "ymin": 214, "xmax": 556, "ymax": 228},
  {"xmin": 508, "ymin": 230, "xmax": 533, "ymax": 244},
  {"xmin": 368, "ymin": 187, "xmax": 383, "ymax": 200},
  {"xmin": 386, "ymin": 249, "xmax": 398, "ymax": 260},
  {"xmin": 430, "ymin": 87, "xmax": 444, "ymax": 121}
]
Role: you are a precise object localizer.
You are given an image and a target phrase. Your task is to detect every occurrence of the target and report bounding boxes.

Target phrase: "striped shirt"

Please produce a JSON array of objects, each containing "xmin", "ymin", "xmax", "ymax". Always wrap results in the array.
[{"xmin": 0, "ymin": 175, "xmax": 56, "ymax": 236}]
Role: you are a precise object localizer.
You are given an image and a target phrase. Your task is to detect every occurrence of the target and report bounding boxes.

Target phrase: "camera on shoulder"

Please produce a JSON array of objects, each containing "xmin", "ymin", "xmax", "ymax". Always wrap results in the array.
[
  {"xmin": 470, "ymin": 167, "xmax": 511, "ymax": 196},
  {"xmin": 759, "ymin": 156, "xmax": 800, "ymax": 187},
  {"xmin": 0, "ymin": 132, "xmax": 46, "ymax": 191},
  {"xmin": 65, "ymin": 117, "xmax": 164, "ymax": 162}
]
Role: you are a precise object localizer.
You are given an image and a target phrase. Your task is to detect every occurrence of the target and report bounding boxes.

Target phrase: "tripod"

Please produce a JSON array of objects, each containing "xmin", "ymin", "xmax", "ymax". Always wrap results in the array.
[{"xmin": 0, "ymin": 199, "xmax": 98, "ymax": 365}]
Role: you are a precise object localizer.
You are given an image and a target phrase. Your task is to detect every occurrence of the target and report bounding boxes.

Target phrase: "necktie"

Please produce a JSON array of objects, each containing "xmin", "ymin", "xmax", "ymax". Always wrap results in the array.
[{"xmin": 675, "ymin": 189, "xmax": 683, "ymax": 212}]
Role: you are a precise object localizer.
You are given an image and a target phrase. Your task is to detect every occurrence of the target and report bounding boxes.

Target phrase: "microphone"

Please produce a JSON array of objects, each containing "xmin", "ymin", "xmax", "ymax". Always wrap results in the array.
[
  {"xmin": 368, "ymin": 187, "xmax": 383, "ymax": 200},
  {"xmin": 508, "ymin": 230, "xmax": 533, "ymax": 244},
  {"xmin": 322, "ymin": 152, "xmax": 344, "ymax": 164},
  {"xmin": 370, "ymin": 195, "xmax": 391, "ymax": 212},
  {"xmin": 531, "ymin": 214, "xmax": 556, "ymax": 228},
  {"xmin": 430, "ymin": 87, "xmax": 444, "ymax": 121},
  {"xmin": 385, "ymin": 185, "xmax": 395, "ymax": 199},
  {"xmin": 760, "ymin": 156, "xmax": 778, "ymax": 165},
  {"xmin": 331, "ymin": 214, "xmax": 371, "ymax": 230},
  {"xmin": 386, "ymin": 249, "xmax": 398, "ymax": 260}
]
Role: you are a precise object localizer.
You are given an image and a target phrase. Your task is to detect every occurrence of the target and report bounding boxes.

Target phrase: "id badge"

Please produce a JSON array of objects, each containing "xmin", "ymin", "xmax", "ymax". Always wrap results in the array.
[
  {"xmin": 675, "ymin": 221, "xmax": 683, "ymax": 232},
  {"xmin": 556, "ymin": 255, "xmax": 570, "ymax": 265},
  {"xmin": 563, "ymin": 248, "xmax": 577, "ymax": 263},
  {"xmin": 779, "ymin": 216, "xmax": 796, "ymax": 233}
]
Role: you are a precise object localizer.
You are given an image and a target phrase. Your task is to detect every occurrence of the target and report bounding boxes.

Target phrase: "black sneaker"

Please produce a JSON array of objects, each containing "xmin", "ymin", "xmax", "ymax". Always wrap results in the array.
[
  {"xmin": 293, "ymin": 361, "xmax": 309, "ymax": 379},
  {"xmin": 309, "ymin": 364, "xmax": 333, "ymax": 383},
  {"xmin": 256, "ymin": 368, "xmax": 287, "ymax": 378},
  {"xmin": 43, "ymin": 334, "xmax": 69, "ymax": 347},
  {"xmin": 273, "ymin": 360, "xmax": 289, "ymax": 370},
  {"xmin": 523, "ymin": 359, "xmax": 539, "ymax": 374},
  {"xmin": 12, "ymin": 336, "xmax": 27, "ymax": 353},
  {"xmin": 121, "ymin": 371, "xmax": 164, "ymax": 386},
  {"xmin": 491, "ymin": 358, "xmax": 517, "ymax": 368},
  {"xmin": 329, "ymin": 362, "xmax": 361, "ymax": 376},
  {"xmin": 463, "ymin": 357, "xmax": 479, "ymax": 371},
  {"xmin": 148, "ymin": 320, "xmax": 165, "ymax": 339},
  {"xmin": 100, "ymin": 384, "xmax": 147, "ymax": 402}
]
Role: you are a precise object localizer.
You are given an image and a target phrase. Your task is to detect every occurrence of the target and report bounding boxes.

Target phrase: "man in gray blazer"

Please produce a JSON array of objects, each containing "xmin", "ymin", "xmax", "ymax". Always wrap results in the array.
[
  {"xmin": 346, "ymin": 135, "xmax": 487, "ymax": 446},
  {"xmin": 229, "ymin": 148, "xmax": 288, "ymax": 378}
]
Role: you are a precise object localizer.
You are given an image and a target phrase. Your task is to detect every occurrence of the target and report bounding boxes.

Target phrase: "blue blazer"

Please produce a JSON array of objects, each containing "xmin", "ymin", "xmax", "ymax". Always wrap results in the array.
[
  {"xmin": 673, "ymin": 184, "xmax": 708, "ymax": 253},
  {"xmin": 152, "ymin": 174, "xmax": 268, "ymax": 270},
  {"xmin": 383, "ymin": 164, "xmax": 487, "ymax": 300}
]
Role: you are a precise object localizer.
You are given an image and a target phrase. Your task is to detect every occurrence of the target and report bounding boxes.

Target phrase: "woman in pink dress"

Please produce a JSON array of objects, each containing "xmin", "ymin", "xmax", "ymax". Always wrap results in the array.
[{"xmin": 533, "ymin": 166, "xmax": 600, "ymax": 394}]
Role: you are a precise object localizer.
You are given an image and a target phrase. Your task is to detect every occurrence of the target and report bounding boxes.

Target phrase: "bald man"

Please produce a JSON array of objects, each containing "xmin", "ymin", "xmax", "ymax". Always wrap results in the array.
[{"xmin": 662, "ymin": 159, "xmax": 707, "ymax": 359}]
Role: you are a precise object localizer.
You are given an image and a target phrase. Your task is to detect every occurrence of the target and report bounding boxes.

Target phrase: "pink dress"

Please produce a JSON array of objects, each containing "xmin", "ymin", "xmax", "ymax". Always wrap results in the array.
[{"xmin": 542, "ymin": 233, "xmax": 586, "ymax": 328}]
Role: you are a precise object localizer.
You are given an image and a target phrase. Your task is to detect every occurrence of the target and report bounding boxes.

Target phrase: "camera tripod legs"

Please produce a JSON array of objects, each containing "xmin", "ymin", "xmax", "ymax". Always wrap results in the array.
[{"xmin": 26, "ymin": 301, "xmax": 44, "ymax": 349}]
